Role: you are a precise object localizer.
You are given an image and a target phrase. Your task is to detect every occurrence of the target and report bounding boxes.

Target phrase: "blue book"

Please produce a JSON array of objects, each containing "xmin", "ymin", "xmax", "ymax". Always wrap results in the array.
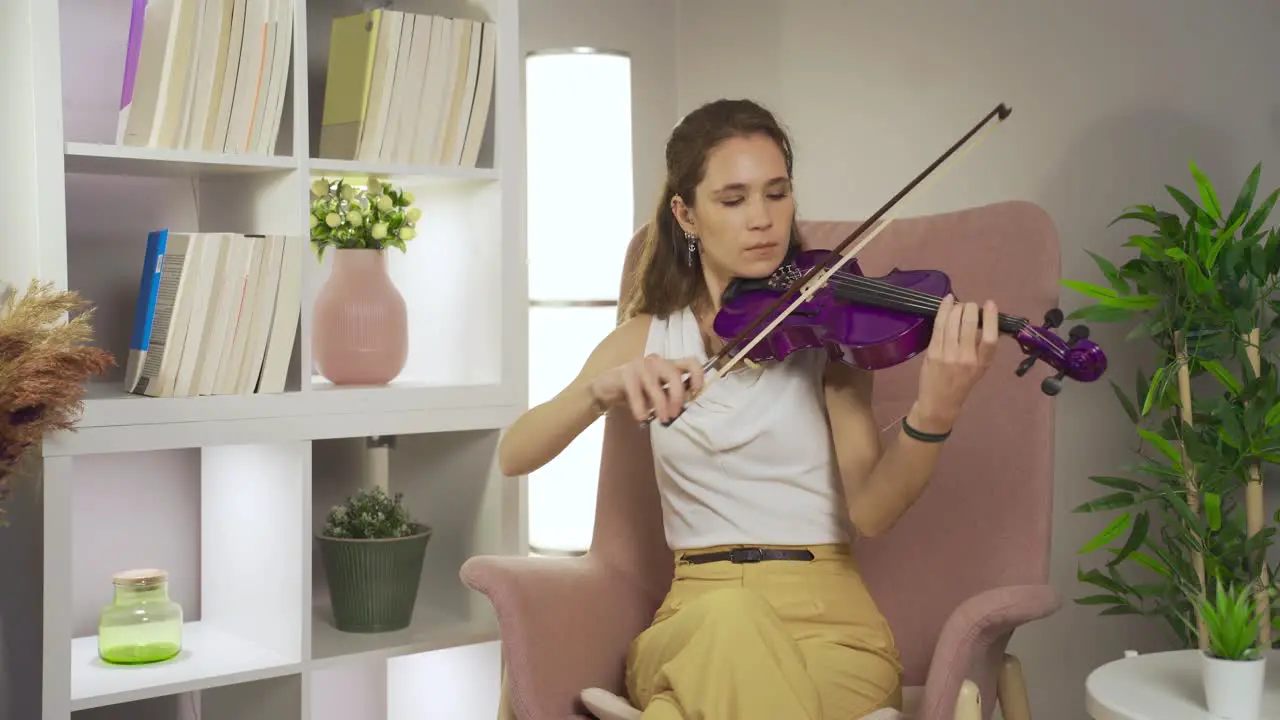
[{"xmin": 124, "ymin": 229, "xmax": 168, "ymax": 392}]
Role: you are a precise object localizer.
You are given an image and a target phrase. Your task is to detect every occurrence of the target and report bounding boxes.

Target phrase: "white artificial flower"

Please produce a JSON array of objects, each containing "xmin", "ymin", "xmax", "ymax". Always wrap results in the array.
[
  {"xmin": 399, "ymin": 227, "xmax": 416, "ymax": 241},
  {"xmin": 402, "ymin": 191, "xmax": 415, "ymax": 204},
  {"xmin": 340, "ymin": 184, "xmax": 356, "ymax": 201},
  {"xmin": 368, "ymin": 178, "xmax": 382, "ymax": 195},
  {"xmin": 406, "ymin": 207, "xmax": 422, "ymax": 222},
  {"xmin": 371, "ymin": 223, "xmax": 388, "ymax": 240},
  {"xmin": 325, "ymin": 212, "xmax": 341, "ymax": 228},
  {"xmin": 376, "ymin": 195, "xmax": 393, "ymax": 212},
  {"xmin": 347, "ymin": 210, "xmax": 363, "ymax": 226},
  {"xmin": 311, "ymin": 179, "xmax": 329, "ymax": 197}
]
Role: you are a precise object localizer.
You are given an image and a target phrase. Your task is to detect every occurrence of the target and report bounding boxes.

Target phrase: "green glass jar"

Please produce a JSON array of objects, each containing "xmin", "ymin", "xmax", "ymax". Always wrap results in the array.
[{"xmin": 97, "ymin": 568, "xmax": 183, "ymax": 665}]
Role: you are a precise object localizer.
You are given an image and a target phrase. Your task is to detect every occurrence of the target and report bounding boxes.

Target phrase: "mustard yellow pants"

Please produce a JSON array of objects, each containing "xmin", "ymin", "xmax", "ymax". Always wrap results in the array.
[{"xmin": 624, "ymin": 543, "xmax": 903, "ymax": 720}]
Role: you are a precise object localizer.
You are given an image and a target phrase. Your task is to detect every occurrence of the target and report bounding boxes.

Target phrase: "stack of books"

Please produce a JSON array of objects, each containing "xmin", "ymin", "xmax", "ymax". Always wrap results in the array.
[
  {"xmin": 116, "ymin": 0, "xmax": 294, "ymax": 154},
  {"xmin": 317, "ymin": 8, "xmax": 496, "ymax": 166},
  {"xmin": 125, "ymin": 231, "xmax": 303, "ymax": 398}
]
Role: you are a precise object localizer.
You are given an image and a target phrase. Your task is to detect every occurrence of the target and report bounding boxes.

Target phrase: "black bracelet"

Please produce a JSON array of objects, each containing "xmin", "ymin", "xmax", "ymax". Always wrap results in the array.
[{"xmin": 902, "ymin": 416, "xmax": 951, "ymax": 443}]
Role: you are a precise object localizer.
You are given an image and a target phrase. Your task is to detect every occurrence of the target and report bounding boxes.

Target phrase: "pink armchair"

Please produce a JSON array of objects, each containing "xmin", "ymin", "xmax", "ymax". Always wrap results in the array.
[{"xmin": 462, "ymin": 200, "xmax": 1065, "ymax": 720}]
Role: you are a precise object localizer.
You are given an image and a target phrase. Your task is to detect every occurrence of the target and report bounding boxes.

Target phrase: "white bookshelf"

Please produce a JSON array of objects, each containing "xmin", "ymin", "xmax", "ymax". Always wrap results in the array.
[{"xmin": 0, "ymin": 0, "xmax": 526, "ymax": 718}]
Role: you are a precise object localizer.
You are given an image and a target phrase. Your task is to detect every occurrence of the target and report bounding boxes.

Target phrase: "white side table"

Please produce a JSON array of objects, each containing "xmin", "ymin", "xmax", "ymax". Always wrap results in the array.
[{"xmin": 1086, "ymin": 649, "xmax": 1280, "ymax": 719}]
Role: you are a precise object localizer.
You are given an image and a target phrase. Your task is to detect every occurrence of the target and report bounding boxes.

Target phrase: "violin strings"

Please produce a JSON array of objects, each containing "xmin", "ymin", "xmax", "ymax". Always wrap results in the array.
[{"xmin": 810, "ymin": 271, "xmax": 1063, "ymax": 351}]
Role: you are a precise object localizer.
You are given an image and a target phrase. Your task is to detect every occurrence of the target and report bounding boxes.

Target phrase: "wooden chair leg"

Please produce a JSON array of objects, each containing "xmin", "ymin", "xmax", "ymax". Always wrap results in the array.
[
  {"xmin": 997, "ymin": 652, "xmax": 1032, "ymax": 720},
  {"xmin": 953, "ymin": 679, "xmax": 982, "ymax": 720}
]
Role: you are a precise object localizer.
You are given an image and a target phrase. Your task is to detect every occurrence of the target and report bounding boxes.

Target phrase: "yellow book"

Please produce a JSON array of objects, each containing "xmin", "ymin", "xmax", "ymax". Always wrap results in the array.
[{"xmin": 318, "ymin": 10, "xmax": 382, "ymax": 159}]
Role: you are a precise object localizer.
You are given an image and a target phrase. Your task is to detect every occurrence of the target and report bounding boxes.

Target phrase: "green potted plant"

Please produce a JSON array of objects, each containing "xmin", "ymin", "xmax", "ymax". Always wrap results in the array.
[
  {"xmin": 308, "ymin": 176, "xmax": 421, "ymax": 386},
  {"xmin": 1198, "ymin": 579, "xmax": 1266, "ymax": 720},
  {"xmin": 317, "ymin": 485, "xmax": 432, "ymax": 633},
  {"xmin": 1064, "ymin": 160, "xmax": 1280, "ymax": 650}
]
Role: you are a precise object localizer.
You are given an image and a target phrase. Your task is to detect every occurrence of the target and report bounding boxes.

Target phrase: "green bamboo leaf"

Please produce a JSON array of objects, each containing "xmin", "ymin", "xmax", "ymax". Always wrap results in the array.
[
  {"xmin": 1109, "ymin": 205, "xmax": 1160, "ymax": 227},
  {"xmin": 1243, "ymin": 188, "xmax": 1280, "ymax": 237},
  {"xmin": 1078, "ymin": 567, "xmax": 1128, "ymax": 595},
  {"xmin": 1188, "ymin": 159, "xmax": 1223, "ymax": 220},
  {"xmin": 1073, "ymin": 492, "xmax": 1138, "ymax": 513},
  {"xmin": 1204, "ymin": 492, "xmax": 1222, "ymax": 532},
  {"xmin": 1079, "ymin": 512, "xmax": 1132, "ymax": 554},
  {"xmin": 1109, "ymin": 381, "xmax": 1139, "ymax": 423},
  {"xmin": 1200, "ymin": 360, "xmax": 1242, "ymax": 395},
  {"xmin": 1137, "ymin": 427, "xmax": 1181, "ymax": 465},
  {"xmin": 1076, "ymin": 594, "xmax": 1128, "ymax": 606},
  {"xmin": 1100, "ymin": 605, "xmax": 1142, "ymax": 616},
  {"xmin": 1097, "ymin": 293, "xmax": 1162, "ymax": 310},
  {"xmin": 1088, "ymin": 475, "xmax": 1147, "ymax": 493},
  {"xmin": 1166, "ymin": 184, "xmax": 1209, "ymax": 225},
  {"xmin": 1085, "ymin": 250, "xmax": 1129, "ymax": 294},
  {"xmin": 1267, "ymin": 404, "xmax": 1280, "ymax": 429},
  {"xmin": 1107, "ymin": 547, "xmax": 1171, "ymax": 578},
  {"xmin": 1060, "ymin": 279, "xmax": 1119, "ymax": 300},
  {"xmin": 1065, "ymin": 304, "xmax": 1134, "ymax": 323},
  {"xmin": 1225, "ymin": 163, "xmax": 1261, "ymax": 227},
  {"xmin": 1109, "ymin": 511, "xmax": 1150, "ymax": 567},
  {"xmin": 1141, "ymin": 366, "xmax": 1165, "ymax": 416}
]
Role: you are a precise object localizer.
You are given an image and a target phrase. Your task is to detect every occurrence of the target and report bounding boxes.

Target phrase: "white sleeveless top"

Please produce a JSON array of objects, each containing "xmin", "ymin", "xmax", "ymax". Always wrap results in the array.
[{"xmin": 645, "ymin": 306, "xmax": 852, "ymax": 550}]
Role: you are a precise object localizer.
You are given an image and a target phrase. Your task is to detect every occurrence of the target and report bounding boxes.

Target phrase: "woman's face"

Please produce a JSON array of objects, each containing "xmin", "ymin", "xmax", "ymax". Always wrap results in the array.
[{"xmin": 673, "ymin": 133, "xmax": 795, "ymax": 286}]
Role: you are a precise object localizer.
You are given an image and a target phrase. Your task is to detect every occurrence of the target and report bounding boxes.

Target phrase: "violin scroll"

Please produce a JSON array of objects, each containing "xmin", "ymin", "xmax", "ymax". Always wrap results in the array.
[{"xmin": 1014, "ymin": 308, "xmax": 1106, "ymax": 396}]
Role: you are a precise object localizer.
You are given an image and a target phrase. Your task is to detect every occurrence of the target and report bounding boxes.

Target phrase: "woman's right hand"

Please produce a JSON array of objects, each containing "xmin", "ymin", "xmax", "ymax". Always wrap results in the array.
[{"xmin": 589, "ymin": 354, "xmax": 706, "ymax": 423}]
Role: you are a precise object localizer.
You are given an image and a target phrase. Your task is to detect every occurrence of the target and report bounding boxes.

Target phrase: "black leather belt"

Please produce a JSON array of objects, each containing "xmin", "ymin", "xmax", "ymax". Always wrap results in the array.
[{"xmin": 680, "ymin": 547, "xmax": 816, "ymax": 565}]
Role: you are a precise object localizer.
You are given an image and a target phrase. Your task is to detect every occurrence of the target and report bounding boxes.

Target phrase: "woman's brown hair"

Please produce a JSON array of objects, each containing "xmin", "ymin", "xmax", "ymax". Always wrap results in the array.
[{"xmin": 621, "ymin": 99, "xmax": 801, "ymax": 321}]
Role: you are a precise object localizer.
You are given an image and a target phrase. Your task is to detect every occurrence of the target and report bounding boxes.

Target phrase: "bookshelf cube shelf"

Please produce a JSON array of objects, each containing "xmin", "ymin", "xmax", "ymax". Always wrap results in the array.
[
  {"xmin": 309, "ymin": 641, "xmax": 501, "ymax": 720},
  {"xmin": 48, "ymin": 443, "xmax": 307, "ymax": 714},
  {"xmin": 4, "ymin": 0, "xmax": 524, "ymax": 715},
  {"xmin": 304, "ymin": 172, "xmax": 506, "ymax": 395},
  {"xmin": 309, "ymin": 430, "xmax": 510, "ymax": 667},
  {"xmin": 69, "ymin": 674, "xmax": 304, "ymax": 720}
]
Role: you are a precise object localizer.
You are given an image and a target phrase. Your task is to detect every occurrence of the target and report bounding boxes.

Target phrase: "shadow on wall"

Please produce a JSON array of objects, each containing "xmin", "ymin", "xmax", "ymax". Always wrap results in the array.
[{"xmin": 1023, "ymin": 106, "xmax": 1235, "ymax": 717}]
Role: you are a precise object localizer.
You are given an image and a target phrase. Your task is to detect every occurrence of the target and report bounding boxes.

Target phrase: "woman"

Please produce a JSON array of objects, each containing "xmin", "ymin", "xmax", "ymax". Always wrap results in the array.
[{"xmin": 497, "ymin": 98, "xmax": 1000, "ymax": 720}]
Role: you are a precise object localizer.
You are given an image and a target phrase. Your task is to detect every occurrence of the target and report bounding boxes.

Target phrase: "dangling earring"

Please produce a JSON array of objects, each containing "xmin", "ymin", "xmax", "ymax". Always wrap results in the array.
[{"xmin": 684, "ymin": 230, "xmax": 698, "ymax": 267}]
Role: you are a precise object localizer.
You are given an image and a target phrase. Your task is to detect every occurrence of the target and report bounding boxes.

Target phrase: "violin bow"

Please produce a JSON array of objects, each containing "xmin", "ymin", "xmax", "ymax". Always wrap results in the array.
[{"xmin": 645, "ymin": 102, "xmax": 1012, "ymax": 427}]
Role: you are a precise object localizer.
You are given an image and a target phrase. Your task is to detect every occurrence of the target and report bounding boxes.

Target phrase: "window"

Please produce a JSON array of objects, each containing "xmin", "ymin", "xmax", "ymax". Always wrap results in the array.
[{"xmin": 524, "ymin": 48, "xmax": 633, "ymax": 555}]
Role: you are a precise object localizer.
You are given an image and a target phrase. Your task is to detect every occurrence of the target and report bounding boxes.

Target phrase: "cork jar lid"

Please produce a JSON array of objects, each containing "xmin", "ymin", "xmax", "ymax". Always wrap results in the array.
[{"xmin": 112, "ymin": 568, "xmax": 169, "ymax": 587}]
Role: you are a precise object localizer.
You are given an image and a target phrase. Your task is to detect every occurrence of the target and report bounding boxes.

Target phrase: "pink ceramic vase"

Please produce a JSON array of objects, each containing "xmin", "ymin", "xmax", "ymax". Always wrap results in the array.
[{"xmin": 312, "ymin": 249, "xmax": 408, "ymax": 385}]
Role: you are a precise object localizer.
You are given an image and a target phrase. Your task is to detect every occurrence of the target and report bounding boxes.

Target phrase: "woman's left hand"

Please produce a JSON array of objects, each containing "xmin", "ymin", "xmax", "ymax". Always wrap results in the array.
[{"xmin": 911, "ymin": 294, "xmax": 999, "ymax": 432}]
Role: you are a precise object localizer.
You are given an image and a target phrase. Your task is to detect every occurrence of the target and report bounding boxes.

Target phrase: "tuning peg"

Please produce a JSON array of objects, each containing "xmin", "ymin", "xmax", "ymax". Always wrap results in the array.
[
  {"xmin": 1015, "ymin": 354, "xmax": 1039, "ymax": 377},
  {"xmin": 1043, "ymin": 308, "xmax": 1064, "ymax": 329},
  {"xmin": 1068, "ymin": 324, "xmax": 1090, "ymax": 342},
  {"xmin": 1041, "ymin": 370, "xmax": 1066, "ymax": 396}
]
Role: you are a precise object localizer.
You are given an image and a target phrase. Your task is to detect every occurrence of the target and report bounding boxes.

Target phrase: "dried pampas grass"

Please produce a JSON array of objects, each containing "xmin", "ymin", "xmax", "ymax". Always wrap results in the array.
[{"xmin": 0, "ymin": 280, "xmax": 114, "ymax": 525}]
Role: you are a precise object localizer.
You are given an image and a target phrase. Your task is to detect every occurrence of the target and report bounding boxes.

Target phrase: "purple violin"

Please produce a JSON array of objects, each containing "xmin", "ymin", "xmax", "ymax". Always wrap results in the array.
[
  {"xmin": 713, "ymin": 248, "xmax": 1107, "ymax": 396},
  {"xmin": 643, "ymin": 103, "xmax": 1107, "ymax": 427}
]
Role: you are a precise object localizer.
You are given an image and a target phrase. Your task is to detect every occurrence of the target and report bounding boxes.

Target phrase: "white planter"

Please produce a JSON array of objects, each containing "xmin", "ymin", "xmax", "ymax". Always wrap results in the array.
[{"xmin": 1201, "ymin": 651, "xmax": 1266, "ymax": 720}]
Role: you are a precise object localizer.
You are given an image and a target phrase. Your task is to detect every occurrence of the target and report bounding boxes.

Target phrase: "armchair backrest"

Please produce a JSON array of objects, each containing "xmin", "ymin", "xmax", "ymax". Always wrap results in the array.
[{"xmin": 590, "ymin": 201, "xmax": 1060, "ymax": 682}]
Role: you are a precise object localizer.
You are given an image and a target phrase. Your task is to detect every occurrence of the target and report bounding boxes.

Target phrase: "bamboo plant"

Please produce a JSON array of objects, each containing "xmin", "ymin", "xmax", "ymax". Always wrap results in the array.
[{"xmin": 1065, "ymin": 160, "xmax": 1280, "ymax": 650}]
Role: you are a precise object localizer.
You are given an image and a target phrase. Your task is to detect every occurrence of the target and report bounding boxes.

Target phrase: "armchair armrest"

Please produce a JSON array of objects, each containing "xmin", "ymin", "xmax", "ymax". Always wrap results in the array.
[
  {"xmin": 461, "ymin": 553, "xmax": 659, "ymax": 720},
  {"xmin": 917, "ymin": 584, "xmax": 1060, "ymax": 720}
]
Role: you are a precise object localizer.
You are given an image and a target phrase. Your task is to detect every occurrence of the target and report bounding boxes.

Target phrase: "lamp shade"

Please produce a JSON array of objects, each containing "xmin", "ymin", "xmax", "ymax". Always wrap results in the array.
[
  {"xmin": 524, "ymin": 48, "xmax": 634, "ymax": 555},
  {"xmin": 525, "ymin": 48, "xmax": 633, "ymax": 301}
]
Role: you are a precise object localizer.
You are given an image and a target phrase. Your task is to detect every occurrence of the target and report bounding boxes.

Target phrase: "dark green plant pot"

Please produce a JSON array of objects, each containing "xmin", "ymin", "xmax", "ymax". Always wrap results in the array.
[{"xmin": 317, "ymin": 525, "xmax": 432, "ymax": 633}]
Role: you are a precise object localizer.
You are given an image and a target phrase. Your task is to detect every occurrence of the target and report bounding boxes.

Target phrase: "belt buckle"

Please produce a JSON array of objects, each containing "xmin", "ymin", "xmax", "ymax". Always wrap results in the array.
[{"xmin": 729, "ymin": 547, "xmax": 764, "ymax": 564}]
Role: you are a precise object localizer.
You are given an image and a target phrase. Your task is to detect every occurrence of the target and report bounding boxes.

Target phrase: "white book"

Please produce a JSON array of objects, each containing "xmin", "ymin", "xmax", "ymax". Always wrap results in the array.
[
  {"xmin": 458, "ymin": 21, "xmax": 496, "ymax": 168},
  {"xmin": 171, "ymin": 233, "xmax": 225, "ymax": 397},
  {"xmin": 233, "ymin": 234, "xmax": 286, "ymax": 394},
  {"xmin": 194, "ymin": 233, "xmax": 250, "ymax": 395},
  {"xmin": 213, "ymin": 234, "xmax": 265, "ymax": 394},
  {"xmin": 355, "ymin": 10, "xmax": 404, "ymax": 163},
  {"xmin": 256, "ymin": 236, "xmax": 303, "ymax": 394}
]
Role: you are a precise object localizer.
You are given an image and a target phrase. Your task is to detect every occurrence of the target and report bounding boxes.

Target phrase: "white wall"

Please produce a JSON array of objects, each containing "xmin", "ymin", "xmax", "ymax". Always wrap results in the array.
[{"xmin": 674, "ymin": 1, "xmax": 1280, "ymax": 718}]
